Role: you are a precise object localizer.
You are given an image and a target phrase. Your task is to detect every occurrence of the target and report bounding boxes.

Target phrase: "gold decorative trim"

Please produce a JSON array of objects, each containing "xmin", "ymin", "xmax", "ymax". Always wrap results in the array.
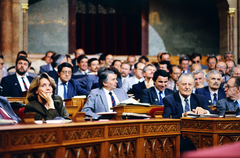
[
  {"xmin": 228, "ymin": 8, "xmax": 235, "ymax": 17},
  {"xmin": 21, "ymin": 3, "xmax": 29, "ymax": 13}
]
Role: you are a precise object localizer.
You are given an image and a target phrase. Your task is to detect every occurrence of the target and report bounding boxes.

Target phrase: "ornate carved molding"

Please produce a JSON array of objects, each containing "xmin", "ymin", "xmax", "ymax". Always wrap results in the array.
[
  {"xmin": 219, "ymin": 135, "xmax": 240, "ymax": 145},
  {"xmin": 143, "ymin": 124, "xmax": 177, "ymax": 133},
  {"xmin": 218, "ymin": 123, "xmax": 240, "ymax": 130},
  {"xmin": 11, "ymin": 132, "xmax": 57, "ymax": 146},
  {"xmin": 182, "ymin": 122, "xmax": 212, "ymax": 130},
  {"xmin": 202, "ymin": 136, "xmax": 212, "ymax": 148},
  {"xmin": 66, "ymin": 145, "xmax": 100, "ymax": 158},
  {"xmin": 109, "ymin": 126, "xmax": 138, "ymax": 137},
  {"xmin": 110, "ymin": 141, "xmax": 135, "ymax": 158},
  {"xmin": 64, "ymin": 128, "xmax": 102, "ymax": 141},
  {"xmin": 182, "ymin": 133, "xmax": 199, "ymax": 148}
]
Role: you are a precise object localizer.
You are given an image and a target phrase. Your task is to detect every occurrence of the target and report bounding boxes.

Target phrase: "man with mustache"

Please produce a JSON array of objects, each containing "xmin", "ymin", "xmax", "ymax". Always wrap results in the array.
[
  {"xmin": 195, "ymin": 70, "xmax": 226, "ymax": 106},
  {"xmin": 1, "ymin": 56, "xmax": 34, "ymax": 97}
]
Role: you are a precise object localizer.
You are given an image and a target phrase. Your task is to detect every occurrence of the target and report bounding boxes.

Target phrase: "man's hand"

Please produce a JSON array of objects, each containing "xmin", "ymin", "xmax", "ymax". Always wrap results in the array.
[
  {"xmin": 183, "ymin": 111, "xmax": 194, "ymax": 117},
  {"xmin": 192, "ymin": 107, "xmax": 207, "ymax": 115}
]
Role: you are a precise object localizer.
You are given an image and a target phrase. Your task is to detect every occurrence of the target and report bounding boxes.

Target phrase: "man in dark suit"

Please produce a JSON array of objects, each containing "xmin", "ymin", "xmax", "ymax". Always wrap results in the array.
[
  {"xmin": 163, "ymin": 73, "xmax": 214, "ymax": 119},
  {"xmin": 140, "ymin": 70, "xmax": 174, "ymax": 105},
  {"xmin": 47, "ymin": 54, "xmax": 67, "ymax": 79},
  {"xmin": 72, "ymin": 48, "xmax": 85, "ymax": 67},
  {"xmin": 216, "ymin": 77, "xmax": 240, "ymax": 116},
  {"xmin": 55, "ymin": 63, "xmax": 88, "ymax": 100},
  {"xmin": 1, "ymin": 56, "xmax": 34, "ymax": 97},
  {"xmin": 179, "ymin": 55, "xmax": 191, "ymax": 74},
  {"xmin": 132, "ymin": 64, "xmax": 156, "ymax": 99},
  {"xmin": 196, "ymin": 70, "xmax": 225, "ymax": 105},
  {"xmin": 39, "ymin": 51, "xmax": 55, "ymax": 74}
]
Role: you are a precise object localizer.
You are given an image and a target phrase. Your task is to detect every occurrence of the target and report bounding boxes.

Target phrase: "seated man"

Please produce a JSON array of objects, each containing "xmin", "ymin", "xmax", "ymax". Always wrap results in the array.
[
  {"xmin": 163, "ymin": 73, "xmax": 214, "ymax": 119},
  {"xmin": 190, "ymin": 52, "xmax": 208, "ymax": 69},
  {"xmin": 203, "ymin": 56, "xmax": 217, "ymax": 75},
  {"xmin": 140, "ymin": 70, "xmax": 173, "ymax": 105},
  {"xmin": 132, "ymin": 64, "xmax": 156, "ymax": 99},
  {"xmin": 74, "ymin": 55, "xmax": 90, "ymax": 75},
  {"xmin": 0, "ymin": 96, "xmax": 21, "ymax": 123},
  {"xmin": 39, "ymin": 51, "xmax": 55, "ymax": 74},
  {"xmin": 192, "ymin": 70, "xmax": 205, "ymax": 93},
  {"xmin": 55, "ymin": 63, "xmax": 88, "ymax": 100},
  {"xmin": 1, "ymin": 56, "xmax": 34, "ymax": 97},
  {"xmin": 81, "ymin": 70, "xmax": 128, "ymax": 118},
  {"xmin": 217, "ymin": 76, "xmax": 240, "ymax": 116},
  {"xmin": 179, "ymin": 55, "xmax": 191, "ymax": 73},
  {"xmin": 48, "ymin": 54, "xmax": 67, "ymax": 79},
  {"xmin": 167, "ymin": 65, "xmax": 181, "ymax": 91},
  {"xmin": 159, "ymin": 60, "xmax": 171, "ymax": 72},
  {"xmin": 119, "ymin": 61, "xmax": 132, "ymax": 87},
  {"xmin": 88, "ymin": 58, "xmax": 100, "ymax": 74},
  {"xmin": 196, "ymin": 70, "xmax": 225, "ymax": 105}
]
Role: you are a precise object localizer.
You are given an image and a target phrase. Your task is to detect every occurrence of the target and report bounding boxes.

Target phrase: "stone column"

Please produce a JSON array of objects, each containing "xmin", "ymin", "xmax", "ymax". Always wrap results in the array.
[
  {"xmin": 228, "ymin": 8, "xmax": 235, "ymax": 52},
  {"xmin": 0, "ymin": 0, "xmax": 13, "ymax": 64}
]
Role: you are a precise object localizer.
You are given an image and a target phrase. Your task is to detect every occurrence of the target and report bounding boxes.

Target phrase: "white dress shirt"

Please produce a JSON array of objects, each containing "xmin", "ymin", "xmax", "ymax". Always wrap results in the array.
[
  {"xmin": 57, "ymin": 78, "xmax": 68, "ymax": 100},
  {"xmin": 103, "ymin": 88, "xmax": 120, "ymax": 112},
  {"xmin": 209, "ymin": 88, "xmax": 218, "ymax": 104},
  {"xmin": 16, "ymin": 73, "xmax": 30, "ymax": 92}
]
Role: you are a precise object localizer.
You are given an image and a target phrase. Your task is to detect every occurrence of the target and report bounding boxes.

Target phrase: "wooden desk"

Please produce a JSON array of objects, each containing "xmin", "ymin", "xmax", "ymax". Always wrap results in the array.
[
  {"xmin": 7, "ymin": 97, "xmax": 28, "ymax": 104},
  {"xmin": 112, "ymin": 105, "xmax": 163, "ymax": 114},
  {"xmin": 0, "ymin": 119, "xmax": 181, "ymax": 158},
  {"xmin": 64, "ymin": 97, "xmax": 87, "ymax": 111},
  {"xmin": 181, "ymin": 117, "xmax": 240, "ymax": 149}
]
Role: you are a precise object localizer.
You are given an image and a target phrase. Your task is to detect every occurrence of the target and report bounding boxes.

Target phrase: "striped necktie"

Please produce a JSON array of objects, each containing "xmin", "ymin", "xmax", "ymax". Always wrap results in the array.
[
  {"xmin": 109, "ymin": 92, "xmax": 116, "ymax": 107},
  {"xmin": 21, "ymin": 77, "xmax": 28, "ymax": 91},
  {"xmin": 213, "ymin": 93, "xmax": 217, "ymax": 105},
  {"xmin": 184, "ymin": 98, "xmax": 190, "ymax": 112},
  {"xmin": 0, "ymin": 108, "xmax": 12, "ymax": 120}
]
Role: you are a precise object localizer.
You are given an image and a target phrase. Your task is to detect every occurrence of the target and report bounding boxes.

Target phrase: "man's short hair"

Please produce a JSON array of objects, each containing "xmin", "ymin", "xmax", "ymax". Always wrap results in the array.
[
  {"xmin": 230, "ymin": 65, "xmax": 240, "ymax": 76},
  {"xmin": 88, "ymin": 58, "xmax": 98, "ymax": 66},
  {"xmin": 191, "ymin": 52, "xmax": 202, "ymax": 60},
  {"xmin": 143, "ymin": 64, "xmax": 155, "ymax": 73},
  {"xmin": 77, "ymin": 55, "xmax": 88, "ymax": 64},
  {"xmin": 111, "ymin": 60, "xmax": 122, "ymax": 66},
  {"xmin": 121, "ymin": 61, "xmax": 131, "ymax": 70},
  {"xmin": 138, "ymin": 56, "xmax": 149, "ymax": 62},
  {"xmin": 206, "ymin": 70, "xmax": 222, "ymax": 80},
  {"xmin": 134, "ymin": 62, "xmax": 144, "ymax": 69},
  {"xmin": 51, "ymin": 54, "xmax": 66, "ymax": 68},
  {"xmin": 127, "ymin": 55, "xmax": 136, "ymax": 61},
  {"xmin": 153, "ymin": 70, "xmax": 169, "ymax": 82},
  {"xmin": 17, "ymin": 51, "xmax": 27, "ymax": 57},
  {"xmin": 177, "ymin": 73, "xmax": 194, "ymax": 84},
  {"xmin": 15, "ymin": 56, "xmax": 30, "ymax": 67},
  {"xmin": 57, "ymin": 62, "xmax": 73, "ymax": 74},
  {"xmin": 232, "ymin": 76, "xmax": 240, "ymax": 87},
  {"xmin": 179, "ymin": 55, "xmax": 190, "ymax": 64},
  {"xmin": 192, "ymin": 70, "xmax": 204, "ymax": 77},
  {"xmin": 224, "ymin": 51, "xmax": 234, "ymax": 59},
  {"xmin": 45, "ymin": 51, "xmax": 55, "ymax": 57},
  {"xmin": 207, "ymin": 56, "xmax": 217, "ymax": 63},
  {"xmin": 160, "ymin": 52, "xmax": 171, "ymax": 60},
  {"xmin": 159, "ymin": 60, "xmax": 171, "ymax": 70},
  {"xmin": 99, "ymin": 70, "xmax": 115, "ymax": 89},
  {"xmin": 169, "ymin": 65, "xmax": 181, "ymax": 74},
  {"xmin": 99, "ymin": 54, "xmax": 106, "ymax": 62},
  {"xmin": 0, "ymin": 55, "xmax": 4, "ymax": 60}
]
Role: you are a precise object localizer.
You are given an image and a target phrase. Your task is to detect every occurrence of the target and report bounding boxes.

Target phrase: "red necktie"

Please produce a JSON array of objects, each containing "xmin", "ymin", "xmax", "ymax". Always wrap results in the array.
[{"xmin": 0, "ymin": 108, "xmax": 13, "ymax": 120}]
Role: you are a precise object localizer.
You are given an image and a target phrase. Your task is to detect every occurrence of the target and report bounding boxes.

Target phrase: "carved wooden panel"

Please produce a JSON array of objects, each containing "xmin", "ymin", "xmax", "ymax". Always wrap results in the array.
[
  {"xmin": 64, "ymin": 128, "xmax": 103, "ymax": 141},
  {"xmin": 144, "ymin": 137, "xmax": 175, "ymax": 158},
  {"xmin": 219, "ymin": 135, "xmax": 240, "ymax": 145},
  {"xmin": 110, "ymin": 140, "xmax": 135, "ymax": 158},
  {"xmin": 109, "ymin": 126, "xmax": 138, "ymax": 137},
  {"xmin": 182, "ymin": 122, "xmax": 212, "ymax": 130},
  {"xmin": 11, "ymin": 130, "xmax": 57, "ymax": 147},
  {"xmin": 218, "ymin": 123, "xmax": 240, "ymax": 130},
  {"xmin": 143, "ymin": 124, "xmax": 177, "ymax": 134},
  {"xmin": 182, "ymin": 133, "xmax": 199, "ymax": 149},
  {"xmin": 12, "ymin": 150, "xmax": 54, "ymax": 158},
  {"xmin": 201, "ymin": 135, "xmax": 213, "ymax": 148},
  {"xmin": 66, "ymin": 145, "xmax": 100, "ymax": 158}
]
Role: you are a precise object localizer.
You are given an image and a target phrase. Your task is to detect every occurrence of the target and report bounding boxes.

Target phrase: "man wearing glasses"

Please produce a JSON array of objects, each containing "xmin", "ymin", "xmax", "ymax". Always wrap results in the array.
[
  {"xmin": 56, "ymin": 62, "xmax": 88, "ymax": 100},
  {"xmin": 215, "ymin": 61, "xmax": 228, "ymax": 82},
  {"xmin": 216, "ymin": 76, "xmax": 240, "ymax": 116},
  {"xmin": 190, "ymin": 52, "xmax": 208, "ymax": 70}
]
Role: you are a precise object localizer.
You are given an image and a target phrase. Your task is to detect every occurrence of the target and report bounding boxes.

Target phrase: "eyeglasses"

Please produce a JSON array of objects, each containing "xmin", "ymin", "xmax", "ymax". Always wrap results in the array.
[
  {"xmin": 223, "ymin": 85, "xmax": 236, "ymax": 89},
  {"xmin": 216, "ymin": 66, "xmax": 226, "ymax": 69},
  {"xmin": 61, "ymin": 71, "xmax": 72, "ymax": 74},
  {"xmin": 192, "ymin": 61, "xmax": 200, "ymax": 64}
]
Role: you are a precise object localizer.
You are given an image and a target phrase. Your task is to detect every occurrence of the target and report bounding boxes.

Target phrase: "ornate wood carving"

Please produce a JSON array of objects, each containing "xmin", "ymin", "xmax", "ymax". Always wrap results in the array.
[
  {"xmin": 218, "ymin": 123, "xmax": 240, "ymax": 130},
  {"xmin": 182, "ymin": 133, "xmax": 199, "ymax": 148},
  {"xmin": 12, "ymin": 151, "xmax": 54, "ymax": 158},
  {"xmin": 11, "ymin": 132, "xmax": 57, "ymax": 146},
  {"xmin": 219, "ymin": 135, "xmax": 240, "ymax": 145},
  {"xmin": 143, "ymin": 124, "xmax": 177, "ymax": 133},
  {"xmin": 66, "ymin": 145, "xmax": 99, "ymax": 158},
  {"xmin": 110, "ymin": 141, "xmax": 135, "ymax": 158},
  {"xmin": 144, "ymin": 137, "xmax": 175, "ymax": 158},
  {"xmin": 182, "ymin": 122, "xmax": 212, "ymax": 130},
  {"xmin": 64, "ymin": 128, "xmax": 102, "ymax": 141},
  {"xmin": 109, "ymin": 126, "xmax": 138, "ymax": 137},
  {"xmin": 201, "ymin": 136, "xmax": 213, "ymax": 148}
]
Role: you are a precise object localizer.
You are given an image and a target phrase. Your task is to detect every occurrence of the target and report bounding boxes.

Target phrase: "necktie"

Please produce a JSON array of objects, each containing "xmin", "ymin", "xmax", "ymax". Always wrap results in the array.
[
  {"xmin": 109, "ymin": 92, "xmax": 116, "ymax": 107},
  {"xmin": 184, "ymin": 98, "xmax": 190, "ymax": 112},
  {"xmin": 213, "ymin": 93, "xmax": 217, "ymax": 105},
  {"xmin": 0, "ymin": 108, "xmax": 12, "ymax": 120},
  {"xmin": 173, "ymin": 83, "xmax": 177, "ymax": 91},
  {"xmin": 21, "ymin": 77, "xmax": 28, "ymax": 91},
  {"xmin": 63, "ymin": 83, "xmax": 67, "ymax": 99},
  {"xmin": 234, "ymin": 101, "xmax": 240, "ymax": 115},
  {"xmin": 159, "ymin": 91, "xmax": 163, "ymax": 105}
]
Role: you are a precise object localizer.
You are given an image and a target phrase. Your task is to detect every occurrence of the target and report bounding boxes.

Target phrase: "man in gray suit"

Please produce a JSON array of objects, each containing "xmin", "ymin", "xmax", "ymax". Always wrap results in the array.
[
  {"xmin": 216, "ymin": 76, "xmax": 240, "ymax": 116},
  {"xmin": 81, "ymin": 70, "xmax": 128, "ymax": 118}
]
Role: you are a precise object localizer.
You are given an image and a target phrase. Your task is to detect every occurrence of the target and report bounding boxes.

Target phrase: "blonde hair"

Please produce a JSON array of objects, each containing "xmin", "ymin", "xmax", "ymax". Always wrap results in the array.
[{"xmin": 27, "ymin": 73, "xmax": 56, "ymax": 102}]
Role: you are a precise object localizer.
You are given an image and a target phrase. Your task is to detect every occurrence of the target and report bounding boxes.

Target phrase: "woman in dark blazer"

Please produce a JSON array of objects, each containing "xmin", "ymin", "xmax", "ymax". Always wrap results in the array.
[{"xmin": 24, "ymin": 73, "xmax": 70, "ymax": 120}]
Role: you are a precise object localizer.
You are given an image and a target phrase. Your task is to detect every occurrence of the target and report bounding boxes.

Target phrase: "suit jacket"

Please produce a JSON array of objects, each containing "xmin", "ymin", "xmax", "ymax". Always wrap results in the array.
[
  {"xmin": 40, "ymin": 64, "xmax": 52, "ymax": 74},
  {"xmin": 81, "ymin": 88, "xmax": 128, "ymax": 117},
  {"xmin": 25, "ymin": 95, "xmax": 70, "ymax": 120},
  {"xmin": 55, "ymin": 78, "xmax": 88, "ymax": 99},
  {"xmin": 162, "ymin": 91, "xmax": 214, "ymax": 119},
  {"xmin": 1, "ymin": 74, "xmax": 34, "ymax": 97},
  {"xmin": 195, "ymin": 86, "xmax": 226, "ymax": 105},
  {"xmin": 76, "ymin": 75, "xmax": 99, "ymax": 94},
  {"xmin": 122, "ymin": 76, "xmax": 144, "ymax": 92},
  {"xmin": 140, "ymin": 87, "xmax": 174, "ymax": 105},
  {"xmin": 0, "ymin": 96, "xmax": 21, "ymax": 123},
  {"xmin": 216, "ymin": 98, "xmax": 239, "ymax": 116},
  {"xmin": 48, "ymin": 70, "xmax": 58, "ymax": 80},
  {"xmin": 132, "ymin": 81, "xmax": 146, "ymax": 99}
]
